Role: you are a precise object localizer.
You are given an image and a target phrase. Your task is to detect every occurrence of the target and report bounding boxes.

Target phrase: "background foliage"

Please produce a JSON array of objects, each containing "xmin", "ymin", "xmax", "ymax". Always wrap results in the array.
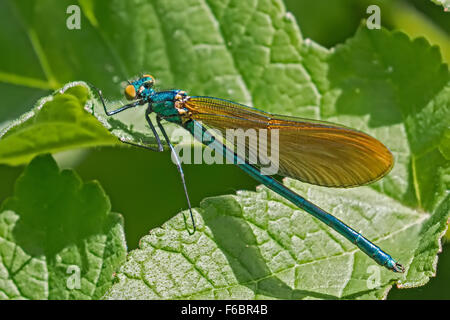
[{"xmin": 0, "ymin": 0, "xmax": 449, "ymax": 299}]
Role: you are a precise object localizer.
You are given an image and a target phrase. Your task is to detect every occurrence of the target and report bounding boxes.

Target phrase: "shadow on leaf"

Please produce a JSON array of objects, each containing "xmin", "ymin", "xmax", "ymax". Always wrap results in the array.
[
  {"xmin": 1, "ymin": 154, "xmax": 111, "ymax": 258},
  {"xmin": 200, "ymin": 196, "xmax": 338, "ymax": 299}
]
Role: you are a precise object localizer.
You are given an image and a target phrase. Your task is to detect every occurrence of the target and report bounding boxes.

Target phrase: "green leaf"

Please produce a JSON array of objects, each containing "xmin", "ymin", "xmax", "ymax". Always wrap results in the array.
[
  {"xmin": 0, "ymin": 154, "xmax": 127, "ymax": 299},
  {"xmin": 0, "ymin": 84, "xmax": 119, "ymax": 166},
  {"xmin": 284, "ymin": 0, "xmax": 450, "ymax": 64}
]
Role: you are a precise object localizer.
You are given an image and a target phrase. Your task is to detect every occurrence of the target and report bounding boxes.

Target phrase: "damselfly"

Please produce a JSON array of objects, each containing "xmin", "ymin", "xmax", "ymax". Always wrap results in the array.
[{"xmin": 91, "ymin": 75, "xmax": 404, "ymax": 273}]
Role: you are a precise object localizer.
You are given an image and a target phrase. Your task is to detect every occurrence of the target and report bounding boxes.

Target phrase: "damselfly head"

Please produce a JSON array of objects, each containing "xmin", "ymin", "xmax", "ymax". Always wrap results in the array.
[
  {"xmin": 124, "ymin": 84, "xmax": 137, "ymax": 100},
  {"xmin": 124, "ymin": 74, "xmax": 156, "ymax": 100}
]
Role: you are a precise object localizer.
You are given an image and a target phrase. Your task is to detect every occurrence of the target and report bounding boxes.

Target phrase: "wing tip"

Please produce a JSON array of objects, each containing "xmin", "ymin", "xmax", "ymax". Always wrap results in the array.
[{"xmin": 328, "ymin": 144, "xmax": 395, "ymax": 188}]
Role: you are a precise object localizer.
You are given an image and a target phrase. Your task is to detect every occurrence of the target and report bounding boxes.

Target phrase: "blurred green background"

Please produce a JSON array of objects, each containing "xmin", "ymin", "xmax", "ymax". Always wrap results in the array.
[{"xmin": 0, "ymin": 0, "xmax": 448, "ymax": 299}]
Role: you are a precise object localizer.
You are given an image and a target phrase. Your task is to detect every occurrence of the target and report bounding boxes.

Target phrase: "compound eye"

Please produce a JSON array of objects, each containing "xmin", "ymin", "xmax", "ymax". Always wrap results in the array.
[
  {"xmin": 143, "ymin": 74, "xmax": 155, "ymax": 86},
  {"xmin": 124, "ymin": 85, "xmax": 136, "ymax": 100}
]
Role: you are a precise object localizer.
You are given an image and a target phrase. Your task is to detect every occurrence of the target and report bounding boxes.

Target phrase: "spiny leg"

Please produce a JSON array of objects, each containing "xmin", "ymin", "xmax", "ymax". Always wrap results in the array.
[
  {"xmin": 119, "ymin": 139, "xmax": 162, "ymax": 152},
  {"xmin": 90, "ymin": 82, "xmax": 195, "ymax": 234},
  {"xmin": 118, "ymin": 108, "xmax": 164, "ymax": 152},
  {"xmin": 145, "ymin": 107, "xmax": 164, "ymax": 152},
  {"xmin": 88, "ymin": 82, "xmax": 144, "ymax": 115},
  {"xmin": 157, "ymin": 116, "xmax": 196, "ymax": 235}
]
